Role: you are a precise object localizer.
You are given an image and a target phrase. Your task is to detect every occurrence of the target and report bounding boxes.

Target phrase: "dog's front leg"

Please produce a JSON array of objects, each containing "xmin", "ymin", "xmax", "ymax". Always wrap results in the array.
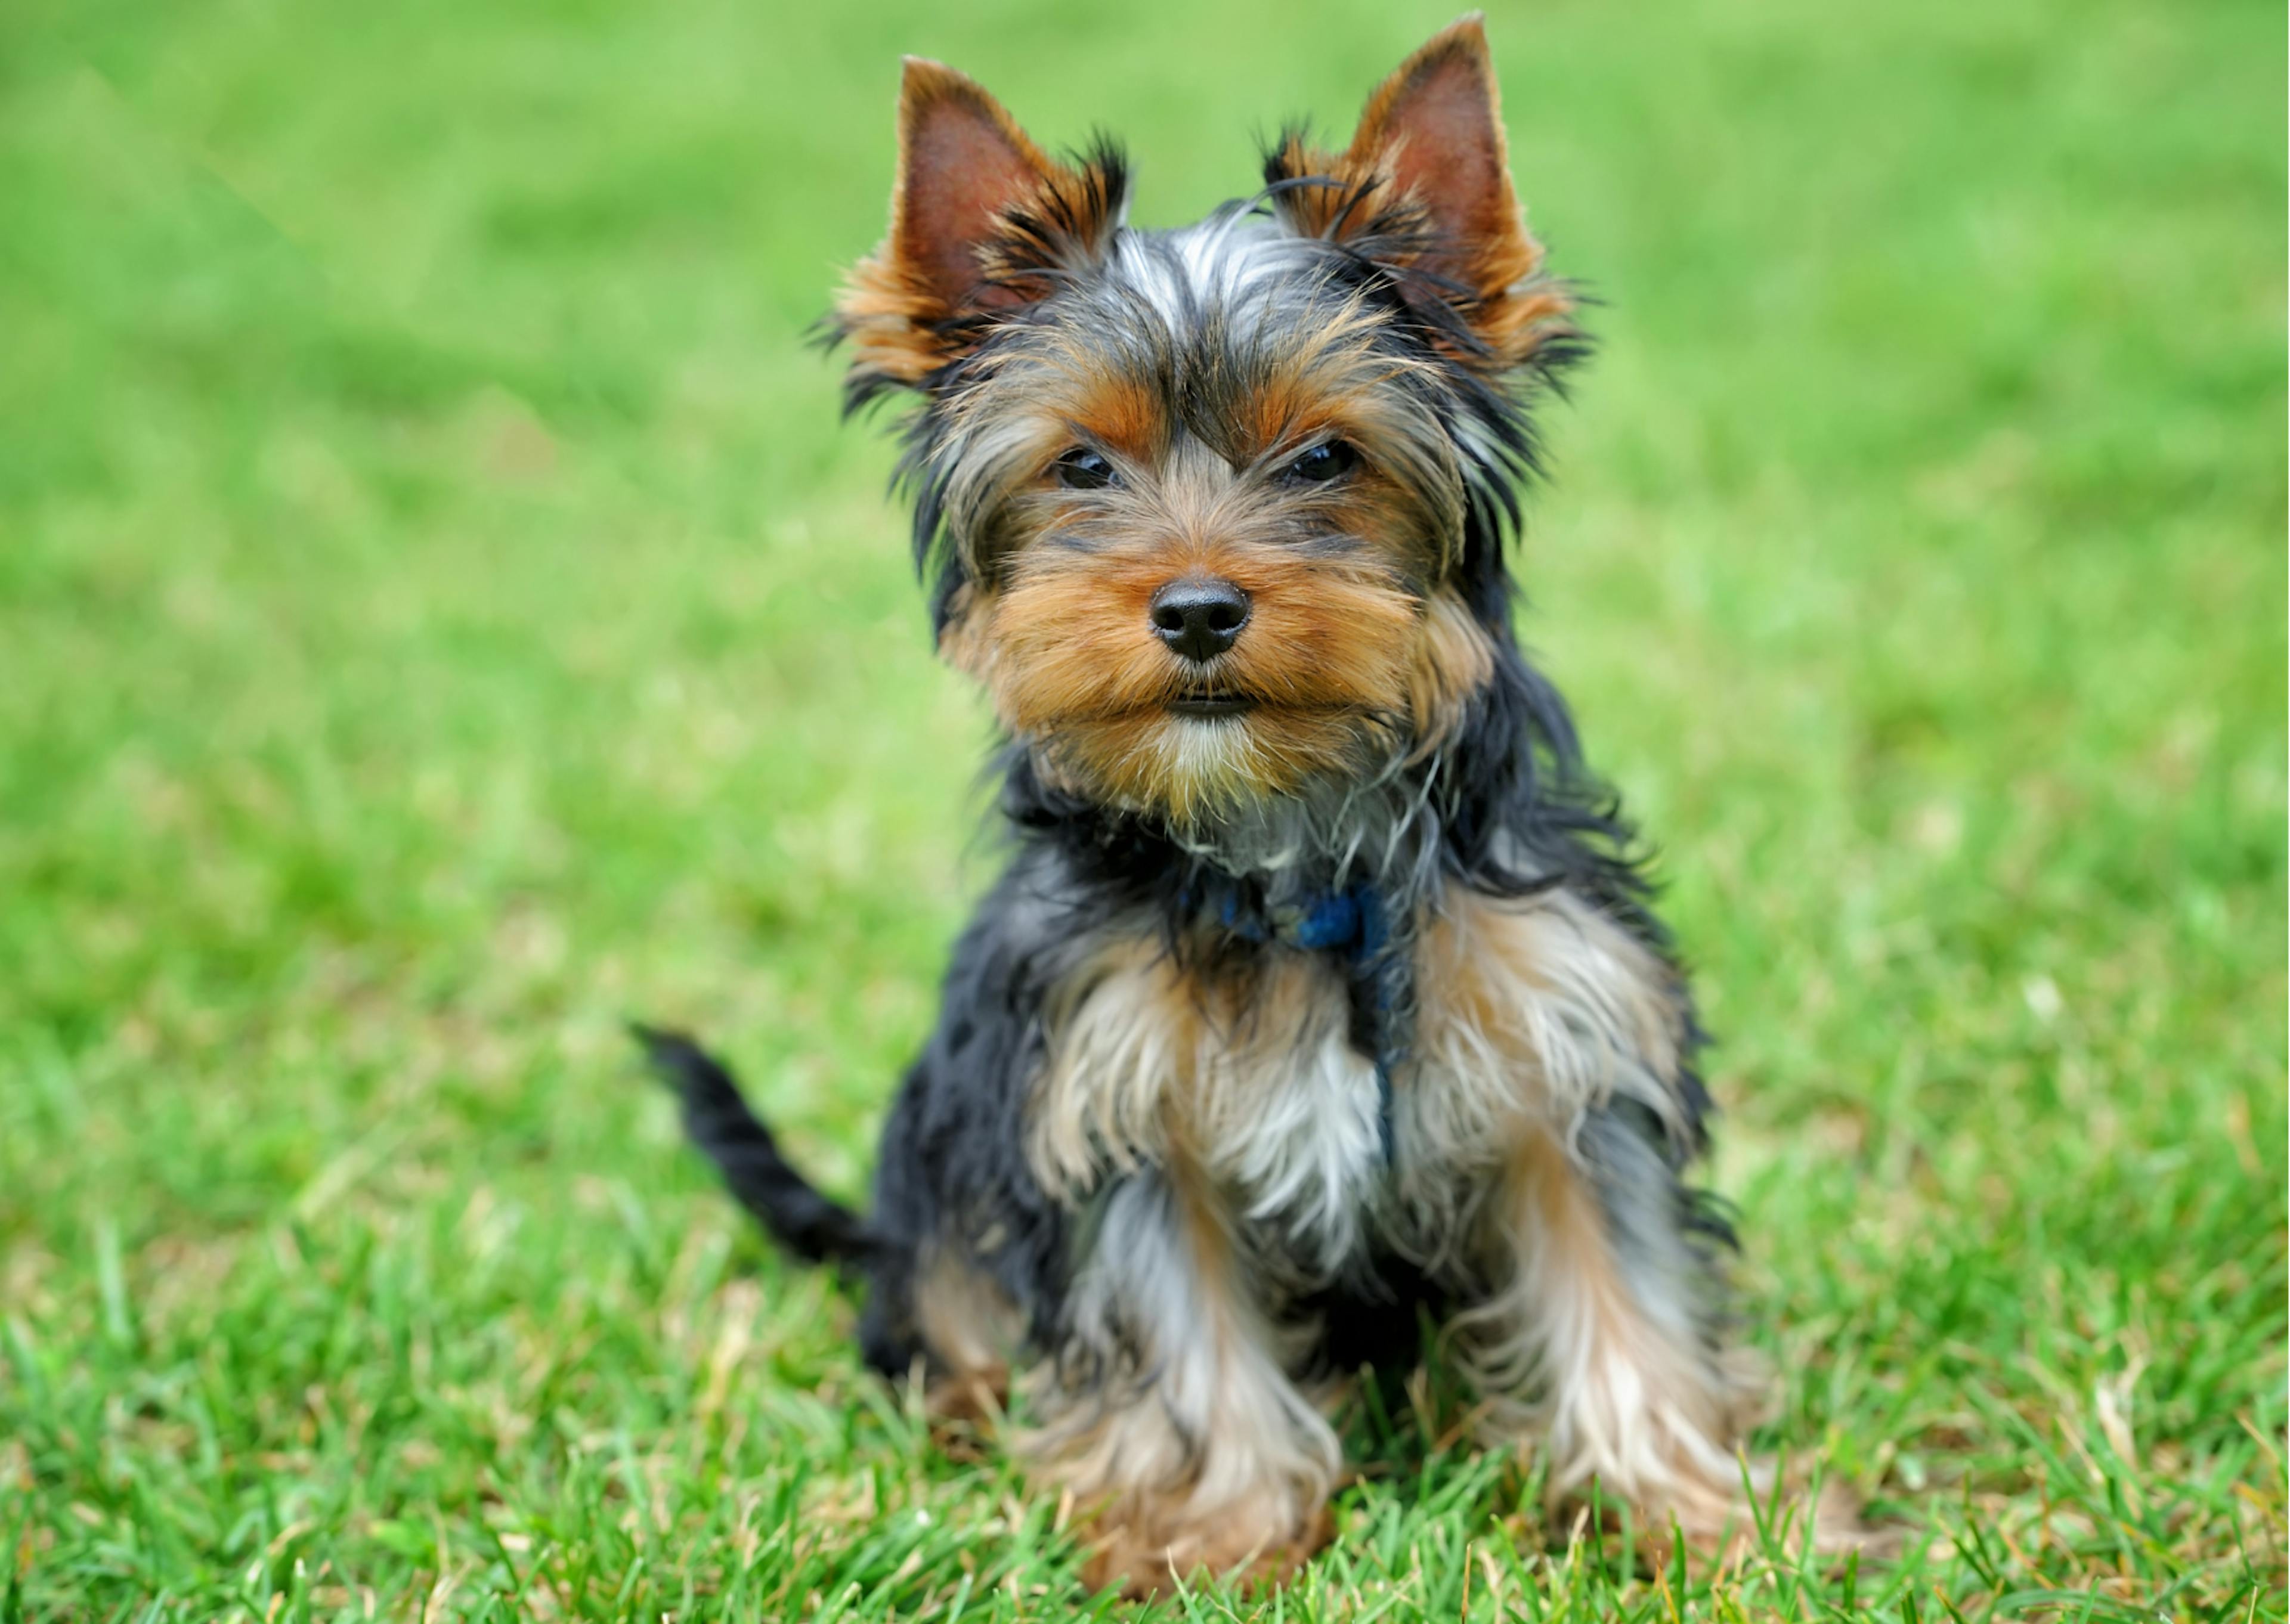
[
  {"xmin": 1409, "ymin": 887, "xmax": 1759, "ymax": 1541},
  {"xmin": 1023, "ymin": 1171, "xmax": 1339, "ymax": 1597},
  {"xmin": 1456, "ymin": 1108, "xmax": 1760, "ymax": 1542}
]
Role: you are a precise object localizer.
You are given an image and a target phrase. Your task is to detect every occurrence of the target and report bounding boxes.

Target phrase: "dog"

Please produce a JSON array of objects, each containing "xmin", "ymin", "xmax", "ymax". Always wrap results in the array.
[{"xmin": 639, "ymin": 14, "xmax": 1807, "ymax": 1595}]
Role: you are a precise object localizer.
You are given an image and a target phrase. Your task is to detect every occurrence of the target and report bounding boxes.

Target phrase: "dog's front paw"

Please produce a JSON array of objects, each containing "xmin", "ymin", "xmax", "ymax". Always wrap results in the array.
[{"xmin": 1080, "ymin": 1498, "xmax": 1333, "ymax": 1600}]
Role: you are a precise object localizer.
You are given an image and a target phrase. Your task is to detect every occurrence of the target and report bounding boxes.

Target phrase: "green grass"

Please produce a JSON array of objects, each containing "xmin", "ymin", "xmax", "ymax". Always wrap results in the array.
[{"xmin": 2, "ymin": 0, "xmax": 2282, "ymax": 1617}]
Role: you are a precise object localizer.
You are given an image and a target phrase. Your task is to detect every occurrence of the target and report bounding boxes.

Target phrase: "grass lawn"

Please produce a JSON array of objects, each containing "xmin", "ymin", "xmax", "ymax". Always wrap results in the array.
[{"xmin": 3, "ymin": 0, "xmax": 2283, "ymax": 1617}]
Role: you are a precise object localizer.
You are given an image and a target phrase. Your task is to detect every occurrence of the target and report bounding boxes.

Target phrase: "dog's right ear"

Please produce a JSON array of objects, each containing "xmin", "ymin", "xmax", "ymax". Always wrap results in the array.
[{"xmin": 834, "ymin": 60, "xmax": 1125, "ymax": 404}]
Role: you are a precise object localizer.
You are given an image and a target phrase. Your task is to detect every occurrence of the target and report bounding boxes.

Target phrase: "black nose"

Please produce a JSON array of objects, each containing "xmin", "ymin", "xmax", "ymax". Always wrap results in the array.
[{"xmin": 1149, "ymin": 577, "xmax": 1250, "ymax": 663}]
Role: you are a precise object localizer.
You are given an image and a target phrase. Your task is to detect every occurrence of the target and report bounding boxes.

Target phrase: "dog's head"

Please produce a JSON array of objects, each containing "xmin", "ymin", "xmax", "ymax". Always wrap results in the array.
[{"xmin": 834, "ymin": 16, "xmax": 1576, "ymax": 830}]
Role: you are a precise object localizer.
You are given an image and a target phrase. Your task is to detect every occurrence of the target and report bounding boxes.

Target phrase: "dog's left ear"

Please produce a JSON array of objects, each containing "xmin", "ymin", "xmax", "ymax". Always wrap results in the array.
[{"xmin": 1269, "ymin": 14, "xmax": 1567, "ymax": 367}]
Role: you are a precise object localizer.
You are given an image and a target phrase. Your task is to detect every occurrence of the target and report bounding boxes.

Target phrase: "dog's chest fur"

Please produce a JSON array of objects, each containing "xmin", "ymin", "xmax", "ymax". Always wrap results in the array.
[
  {"xmin": 1026, "ymin": 924, "xmax": 1381, "ymax": 1268},
  {"xmin": 1023, "ymin": 883, "xmax": 1694, "ymax": 1277}
]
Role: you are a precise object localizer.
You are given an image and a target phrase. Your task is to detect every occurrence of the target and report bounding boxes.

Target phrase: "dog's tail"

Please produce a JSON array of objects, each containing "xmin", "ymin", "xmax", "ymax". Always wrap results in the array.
[{"xmin": 630, "ymin": 1022, "xmax": 874, "ymax": 1266}]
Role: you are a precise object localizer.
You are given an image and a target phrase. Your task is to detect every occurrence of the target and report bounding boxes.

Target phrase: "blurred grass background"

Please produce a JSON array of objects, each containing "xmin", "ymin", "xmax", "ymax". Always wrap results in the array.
[{"xmin": 1, "ymin": 0, "xmax": 2283, "ymax": 1617}]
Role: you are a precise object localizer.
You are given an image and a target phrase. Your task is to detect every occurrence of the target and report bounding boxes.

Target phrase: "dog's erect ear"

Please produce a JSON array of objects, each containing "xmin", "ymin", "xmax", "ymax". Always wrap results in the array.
[
  {"xmin": 835, "ymin": 60, "xmax": 1125, "ymax": 402},
  {"xmin": 890, "ymin": 60, "xmax": 1059, "ymax": 315},
  {"xmin": 1345, "ymin": 16, "xmax": 1523, "ymax": 295},
  {"xmin": 1268, "ymin": 15, "xmax": 1567, "ymax": 368}
]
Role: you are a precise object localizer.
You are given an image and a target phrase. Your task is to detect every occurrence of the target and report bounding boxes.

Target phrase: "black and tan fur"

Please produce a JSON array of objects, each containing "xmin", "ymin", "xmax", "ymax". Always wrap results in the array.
[{"xmin": 638, "ymin": 15, "xmax": 1842, "ymax": 1595}]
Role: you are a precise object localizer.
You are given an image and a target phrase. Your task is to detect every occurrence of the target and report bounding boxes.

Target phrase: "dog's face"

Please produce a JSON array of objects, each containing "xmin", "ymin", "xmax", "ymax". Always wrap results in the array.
[{"xmin": 835, "ymin": 18, "xmax": 1574, "ymax": 828}]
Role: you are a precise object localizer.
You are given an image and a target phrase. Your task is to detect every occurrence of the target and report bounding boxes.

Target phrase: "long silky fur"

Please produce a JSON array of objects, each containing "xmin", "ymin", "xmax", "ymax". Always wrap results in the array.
[{"xmin": 638, "ymin": 41, "xmax": 1798, "ymax": 1581}]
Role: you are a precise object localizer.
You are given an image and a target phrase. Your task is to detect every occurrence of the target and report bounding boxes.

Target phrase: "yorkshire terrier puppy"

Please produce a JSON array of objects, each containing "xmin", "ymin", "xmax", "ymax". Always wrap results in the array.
[{"xmin": 640, "ymin": 14, "xmax": 1795, "ymax": 1595}]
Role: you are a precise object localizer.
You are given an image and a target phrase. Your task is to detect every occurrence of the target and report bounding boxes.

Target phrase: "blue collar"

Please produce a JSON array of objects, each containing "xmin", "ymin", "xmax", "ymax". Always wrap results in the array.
[{"xmin": 1212, "ymin": 878, "xmax": 1387, "ymax": 959}]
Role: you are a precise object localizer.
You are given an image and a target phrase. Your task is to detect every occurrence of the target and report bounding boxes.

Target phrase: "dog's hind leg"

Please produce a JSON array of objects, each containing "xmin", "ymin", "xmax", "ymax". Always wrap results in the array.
[{"xmin": 905, "ymin": 1244, "xmax": 1024, "ymax": 1431}]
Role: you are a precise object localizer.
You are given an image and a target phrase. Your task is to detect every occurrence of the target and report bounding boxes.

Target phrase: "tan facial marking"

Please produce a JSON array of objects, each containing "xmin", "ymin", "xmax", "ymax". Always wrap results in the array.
[{"xmin": 1404, "ymin": 588, "xmax": 1497, "ymax": 758}]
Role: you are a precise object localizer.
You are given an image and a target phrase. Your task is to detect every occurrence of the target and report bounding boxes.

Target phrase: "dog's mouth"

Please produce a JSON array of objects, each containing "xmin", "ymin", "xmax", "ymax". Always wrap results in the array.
[{"xmin": 1166, "ymin": 693, "xmax": 1258, "ymax": 720}]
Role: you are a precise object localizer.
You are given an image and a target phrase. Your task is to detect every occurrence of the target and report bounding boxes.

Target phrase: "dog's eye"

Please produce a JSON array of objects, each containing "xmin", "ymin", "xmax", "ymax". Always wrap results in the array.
[
  {"xmin": 1053, "ymin": 448, "xmax": 1118, "ymax": 491},
  {"xmin": 1282, "ymin": 440, "xmax": 1358, "ymax": 484}
]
